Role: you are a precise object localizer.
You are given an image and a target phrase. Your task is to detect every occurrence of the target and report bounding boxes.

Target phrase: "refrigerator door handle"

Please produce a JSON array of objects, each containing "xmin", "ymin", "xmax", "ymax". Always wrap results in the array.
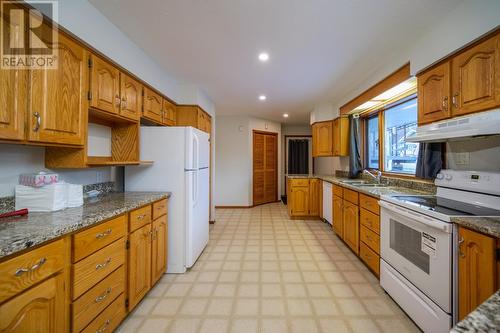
[{"xmin": 193, "ymin": 134, "xmax": 199, "ymax": 171}]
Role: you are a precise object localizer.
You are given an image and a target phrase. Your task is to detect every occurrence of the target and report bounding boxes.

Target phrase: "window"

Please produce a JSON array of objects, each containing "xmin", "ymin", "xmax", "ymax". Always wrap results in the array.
[
  {"xmin": 365, "ymin": 116, "xmax": 379, "ymax": 169},
  {"xmin": 362, "ymin": 95, "xmax": 419, "ymax": 175}
]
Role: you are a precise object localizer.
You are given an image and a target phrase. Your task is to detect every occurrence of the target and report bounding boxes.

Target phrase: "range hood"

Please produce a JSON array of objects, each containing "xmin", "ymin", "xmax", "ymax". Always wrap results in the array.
[{"xmin": 406, "ymin": 109, "xmax": 500, "ymax": 142}]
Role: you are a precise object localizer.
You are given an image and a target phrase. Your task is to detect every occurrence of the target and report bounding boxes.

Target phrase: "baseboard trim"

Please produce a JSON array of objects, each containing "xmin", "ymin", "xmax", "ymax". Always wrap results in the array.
[{"xmin": 215, "ymin": 205, "xmax": 253, "ymax": 209}]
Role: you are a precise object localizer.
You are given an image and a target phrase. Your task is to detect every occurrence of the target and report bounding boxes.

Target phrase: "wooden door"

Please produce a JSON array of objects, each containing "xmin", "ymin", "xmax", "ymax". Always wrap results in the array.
[
  {"xmin": 290, "ymin": 186, "xmax": 309, "ymax": 216},
  {"xmin": 451, "ymin": 34, "xmax": 500, "ymax": 117},
  {"xmin": 90, "ymin": 55, "xmax": 120, "ymax": 115},
  {"xmin": 162, "ymin": 99, "xmax": 176, "ymax": 126},
  {"xmin": 0, "ymin": 274, "xmax": 66, "ymax": 333},
  {"xmin": 417, "ymin": 62, "xmax": 451, "ymax": 125},
  {"xmin": 309, "ymin": 179, "xmax": 321, "ymax": 216},
  {"xmin": 28, "ymin": 32, "xmax": 86, "ymax": 146},
  {"xmin": 333, "ymin": 195, "xmax": 343, "ymax": 237},
  {"xmin": 458, "ymin": 227, "xmax": 496, "ymax": 320},
  {"xmin": 312, "ymin": 121, "xmax": 333, "ymax": 156},
  {"xmin": 253, "ymin": 131, "xmax": 278, "ymax": 206},
  {"xmin": 342, "ymin": 200, "xmax": 359, "ymax": 254},
  {"xmin": 143, "ymin": 87, "xmax": 163, "ymax": 123},
  {"xmin": 151, "ymin": 215, "xmax": 168, "ymax": 285},
  {"xmin": 128, "ymin": 223, "xmax": 152, "ymax": 309},
  {"xmin": 120, "ymin": 73, "xmax": 142, "ymax": 121},
  {"xmin": 0, "ymin": 10, "xmax": 26, "ymax": 141}
]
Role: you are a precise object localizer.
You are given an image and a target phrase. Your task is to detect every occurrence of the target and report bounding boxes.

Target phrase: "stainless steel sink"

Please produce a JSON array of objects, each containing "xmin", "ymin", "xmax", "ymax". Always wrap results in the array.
[
  {"xmin": 340, "ymin": 180, "xmax": 367, "ymax": 185},
  {"xmin": 357, "ymin": 184, "xmax": 387, "ymax": 187}
]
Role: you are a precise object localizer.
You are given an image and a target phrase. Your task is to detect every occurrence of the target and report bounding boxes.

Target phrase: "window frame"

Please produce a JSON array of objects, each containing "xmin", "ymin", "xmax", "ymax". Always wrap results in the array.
[{"xmin": 361, "ymin": 94, "xmax": 418, "ymax": 177}]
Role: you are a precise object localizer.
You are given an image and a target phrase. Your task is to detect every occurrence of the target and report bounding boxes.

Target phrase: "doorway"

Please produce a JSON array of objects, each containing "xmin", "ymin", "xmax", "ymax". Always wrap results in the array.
[{"xmin": 253, "ymin": 130, "xmax": 278, "ymax": 206}]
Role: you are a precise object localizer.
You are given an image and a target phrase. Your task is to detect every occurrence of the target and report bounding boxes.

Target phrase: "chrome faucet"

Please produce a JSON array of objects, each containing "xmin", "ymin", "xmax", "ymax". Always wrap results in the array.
[{"xmin": 363, "ymin": 169, "xmax": 382, "ymax": 184}]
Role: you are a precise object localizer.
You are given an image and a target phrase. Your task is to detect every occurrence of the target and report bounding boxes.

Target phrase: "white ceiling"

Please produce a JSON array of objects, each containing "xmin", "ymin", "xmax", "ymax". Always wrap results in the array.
[{"xmin": 89, "ymin": 0, "xmax": 461, "ymax": 124}]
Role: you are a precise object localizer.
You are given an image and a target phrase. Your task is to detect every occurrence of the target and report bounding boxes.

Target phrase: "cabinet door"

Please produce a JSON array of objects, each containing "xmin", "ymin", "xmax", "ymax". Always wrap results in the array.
[
  {"xmin": 162, "ymin": 99, "xmax": 176, "ymax": 126},
  {"xmin": 333, "ymin": 117, "xmax": 349, "ymax": 156},
  {"xmin": 458, "ymin": 227, "xmax": 496, "ymax": 320},
  {"xmin": 0, "ymin": 10, "xmax": 26, "ymax": 141},
  {"xmin": 197, "ymin": 110, "xmax": 206, "ymax": 131},
  {"xmin": 28, "ymin": 32, "xmax": 86, "ymax": 145},
  {"xmin": 333, "ymin": 195, "xmax": 343, "ymax": 237},
  {"xmin": 312, "ymin": 121, "xmax": 333, "ymax": 157},
  {"xmin": 451, "ymin": 34, "xmax": 500, "ymax": 117},
  {"xmin": 417, "ymin": 62, "xmax": 451, "ymax": 125},
  {"xmin": 0, "ymin": 274, "xmax": 66, "ymax": 333},
  {"xmin": 128, "ymin": 223, "xmax": 152, "ymax": 309},
  {"xmin": 90, "ymin": 55, "xmax": 120, "ymax": 115},
  {"xmin": 120, "ymin": 73, "xmax": 142, "ymax": 121},
  {"xmin": 290, "ymin": 186, "xmax": 309, "ymax": 216},
  {"xmin": 308, "ymin": 179, "xmax": 321, "ymax": 216},
  {"xmin": 143, "ymin": 87, "xmax": 162, "ymax": 123},
  {"xmin": 342, "ymin": 201, "xmax": 359, "ymax": 254},
  {"xmin": 151, "ymin": 215, "xmax": 168, "ymax": 285}
]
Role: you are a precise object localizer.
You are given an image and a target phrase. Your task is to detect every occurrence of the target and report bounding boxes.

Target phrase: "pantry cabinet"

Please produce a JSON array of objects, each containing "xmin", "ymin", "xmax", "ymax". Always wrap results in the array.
[
  {"xmin": 312, "ymin": 121, "xmax": 333, "ymax": 157},
  {"xmin": 143, "ymin": 87, "xmax": 163, "ymax": 123},
  {"xmin": 458, "ymin": 227, "xmax": 497, "ymax": 320}
]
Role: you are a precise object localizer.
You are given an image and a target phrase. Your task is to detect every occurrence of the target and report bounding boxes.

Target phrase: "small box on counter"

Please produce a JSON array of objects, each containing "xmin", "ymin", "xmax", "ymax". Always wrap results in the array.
[{"xmin": 15, "ymin": 184, "xmax": 68, "ymax": 212}]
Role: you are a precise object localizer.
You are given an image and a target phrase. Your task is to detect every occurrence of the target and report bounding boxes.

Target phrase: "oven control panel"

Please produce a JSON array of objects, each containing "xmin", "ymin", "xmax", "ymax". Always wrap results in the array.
[{"xmin": 435, "ymin": 170, "xmax": 500, "ymax": 195}]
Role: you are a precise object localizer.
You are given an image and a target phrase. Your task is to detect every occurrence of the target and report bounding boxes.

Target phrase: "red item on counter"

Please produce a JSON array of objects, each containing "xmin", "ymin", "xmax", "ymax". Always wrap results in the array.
[{"xmin": 0, "ymin": 209, "xmax": 29, "ymax": 219}]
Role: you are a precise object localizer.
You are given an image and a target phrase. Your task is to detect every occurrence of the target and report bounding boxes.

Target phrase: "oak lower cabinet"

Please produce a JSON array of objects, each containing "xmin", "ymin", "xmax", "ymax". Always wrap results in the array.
[
  {"xmin": 458, "ymin": 227, "xmax": 498, "ymax": 320},
  {"xmin": 287, "ymin": 178, "xmax": 322, "ymax": 218},
  {"xmin": 289, "ymin": 183, "xmax": 309, "ymax": 217},
  {"xmin": 151, "ymin": 214, "xmax": 168, "ymax": 285},
  {"xmin": 128, "ymin": 223, "xmax": 152, "ymax": 310},
  {"xmin": 308, "ymin": 178, "xmax": 322, "ymax": 216},
  {"xmin": 312, "ymin": 121, "xmax": 333, "ymax": 157},
  {"xmin": 359, "ymin": 194, "xmax": 381, "ymax": 276},
  {"xmin": 332, "ymin": 194, "xmax": 343, "ymax": 237},
  {"xmin": 342, "ymin": 200, "xmax": 359, "ymax": 255}
]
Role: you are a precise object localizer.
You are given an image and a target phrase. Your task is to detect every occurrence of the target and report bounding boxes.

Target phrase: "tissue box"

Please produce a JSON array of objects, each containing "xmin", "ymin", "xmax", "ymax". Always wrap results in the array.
[
  {"xmin": 15, "ymin": 184, "xmax": 67, "ymax": 212},
  {"xmin": 66, "ymin": 184, "xmax": 83, "ymax": 208},
  {"xmin": 19, "ymin": 172, "xmax": 59, "ymax": 187}
]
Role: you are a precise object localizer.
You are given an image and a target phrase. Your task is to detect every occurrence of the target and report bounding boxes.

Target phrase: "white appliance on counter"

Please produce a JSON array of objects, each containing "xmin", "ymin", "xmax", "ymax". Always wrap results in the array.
[
  {"xmin": 322, "ymin": 181, "xmax": 332, "ymax": 225},
  {"xmin": 125, "ymin": 126, "xmax": 210, "ymax": 273},
  {"xmin": 379, "ymin": 170, "xmax": 500, "ymax": 333}
]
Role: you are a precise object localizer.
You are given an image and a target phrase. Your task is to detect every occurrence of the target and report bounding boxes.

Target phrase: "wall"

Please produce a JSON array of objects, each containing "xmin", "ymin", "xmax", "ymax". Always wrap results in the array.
[
  {"xmin": 215, "ymin": 116, "xmax": 282, "ymax": 207},
  {"xmin": 446, "ymin": 136, "xmax": 500, "ymax": 172}
]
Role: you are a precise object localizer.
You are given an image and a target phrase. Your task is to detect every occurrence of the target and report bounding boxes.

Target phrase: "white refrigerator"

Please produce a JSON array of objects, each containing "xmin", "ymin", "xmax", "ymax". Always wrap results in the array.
[{"xmin": 125, "ymin": 126, "xmax": 210, "ymax": 273}]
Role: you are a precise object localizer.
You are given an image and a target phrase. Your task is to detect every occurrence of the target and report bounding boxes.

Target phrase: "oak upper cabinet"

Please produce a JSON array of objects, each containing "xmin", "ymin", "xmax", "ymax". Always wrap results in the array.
[
  {"xmin": 0, "ymin": 274, "xmax": 66, "ymax": 333},
  {"xmin": 342, "ymin": 200, "xmax": 359, "ymax": 255},
  {"xmin": 143, "ymin": 87, "xmax": 163, "ymax": 123},
  {"xmin": 151, "ymin": 215, "xmax": 168, "ymax": 285},
  {"xmin": 128, "ymin": 223, "xmax": 152, "ymax": 310},
  {"xmin": 458, "ymin": 227, "xmax": 497, "ymax": 320},
  {"xmin": 176, "ymin": 105, "xmax": 212, "ymax": 134},
  {"xmin": 417, "ymin": 61, "xmax": 451, "ymax": 125},
  {"xmin": 332, "ymin": 195, "xmax": 343, "ymax": 237},
  {"xmin": 333, "ymin": 117, "xmax": 349, "ymax": 156},
  {"xmin": 289, "ymin": 184, "xmax": 309, "ymax": 217},
  {"xmin": 28, "ymin": 32, "xmax": 87, "ymax": 146},
  {"xmin": 309, "ymin": 178, "xmax": 321, "ymax": 216},
  {"xmin": 451, "ymin": 33, "xmax": 500, "ymax": 117},
  {"xmin": 89, "ymin": 55, "xmax": 120, "ymax": 115},
  {"xmin": 162, "ymin": 98, "xmax": 176, "ymax": 126},
  {"xmin": 312, "ymin": 121, "xmax": 333, "ymax": 157},
  {"xmin": 120, "ymin": 73, "xmax": 143, "ymax": 121}
]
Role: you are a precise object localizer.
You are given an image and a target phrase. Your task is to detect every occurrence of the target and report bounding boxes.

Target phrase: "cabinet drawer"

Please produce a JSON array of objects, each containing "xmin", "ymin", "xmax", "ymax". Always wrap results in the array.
[
  {"xmin": 0, "ymin": 239, "xmax": 66, "ymax": 303},
  {"xmin": 360, "ymin": 208, "xmax": 380, "ymax": 234},
  {"xmin": 129, "ymin": 205, "xmax": 152, "ymax": 232},
  {"xmin": 360, "ymin": 242, "xmax": 380, "ymax": 277},
  {"xmin": 152, "ymin": 199, "xmax": 168, "ymax": 220},
  {"xmin": 333, "ymin": 185, "xmax": 343, "ymax": 198},
  {"xmin": 360, "ymin": 225, "xmax": 380, "ymax": 254},
  {"xmin": 72, "ymin": 239, "xmax": 125, "ymax": 299},
  {"xmin": 72, "ymin": 266, "xmax": 124, "ymax": 333},
  {"xmin": 80, "ymin": 293, "xmax": 125, "ymax": 333},
  {"xmin": 360, "ymin": 194, "xmax": 379, "ymax": 215},
  {"xmin": 343, "ymin": 188, "xmax": 359, "ymax": 204},
  {"xmin": 290, "ymin": 178, "xmax": 310, "ymax": 187},
  {"xmin": 73, "ymin": 215, "xmax": 127, "ymax": 262}
]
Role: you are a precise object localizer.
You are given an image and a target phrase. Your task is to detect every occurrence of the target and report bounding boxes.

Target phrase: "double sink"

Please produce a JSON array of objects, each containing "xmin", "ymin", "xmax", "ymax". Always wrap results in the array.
[{"xmin": 339, "ymin": 179, "xmax": 400, "ymax": 194}]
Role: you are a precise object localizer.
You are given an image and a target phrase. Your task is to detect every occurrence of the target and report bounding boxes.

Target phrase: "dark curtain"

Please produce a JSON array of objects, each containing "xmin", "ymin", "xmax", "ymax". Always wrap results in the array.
[
  {"xmin": 348, "ymin": 115, "xmax": 363, "ymax": 178},
  {"xmin": 416, "ymin": 143, "xmax": 443, "ymax": 179},
  {"xmin": 288, "ymin": 139, "xmax": 309, "ymax": 174}
]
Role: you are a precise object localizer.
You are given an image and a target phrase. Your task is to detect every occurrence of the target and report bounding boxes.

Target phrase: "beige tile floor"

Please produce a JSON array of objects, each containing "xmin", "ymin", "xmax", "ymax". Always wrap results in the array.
[{"xmin": 117, "ymin": 203, "xmax": 420, "ymax": 333}]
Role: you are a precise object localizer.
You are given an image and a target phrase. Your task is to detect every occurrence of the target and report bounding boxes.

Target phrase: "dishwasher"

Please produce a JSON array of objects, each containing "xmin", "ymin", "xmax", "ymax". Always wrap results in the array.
[{"xmin": 322, "ymin": 181, "xmax": 332, "ymax": 224}]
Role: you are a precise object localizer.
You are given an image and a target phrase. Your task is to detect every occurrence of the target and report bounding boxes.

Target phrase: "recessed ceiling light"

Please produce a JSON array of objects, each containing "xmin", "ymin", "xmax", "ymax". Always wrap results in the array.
[
  {"xmin": 258, "ymin": 52, "xmax": 269, "ymax": 62},
  {"xmin": 283, "ymin": 113, "xmax": 289, "ymax": 118},
  {"xmin": 259, "ymin": 95, "xmax": 267, "ymax": 101}
]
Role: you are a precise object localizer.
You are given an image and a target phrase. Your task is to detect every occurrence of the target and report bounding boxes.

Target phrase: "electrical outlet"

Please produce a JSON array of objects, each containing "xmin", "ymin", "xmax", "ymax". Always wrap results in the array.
[
  {"xmin": 455, "ymin": 152, "xmax": 470, "ymax": 166},
  {"xmin": 96, "ymin": 171, "xmax": 104, "ymax": 183}
]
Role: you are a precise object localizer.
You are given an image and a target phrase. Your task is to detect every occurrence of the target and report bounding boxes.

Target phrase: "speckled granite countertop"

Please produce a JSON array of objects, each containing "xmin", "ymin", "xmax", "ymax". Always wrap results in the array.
[
  {"xmin": 286, "ymin": 174, "xmax": 430, "ymax": 198},
  {"xmin": 0, "ymin": 192, "xmax": 170, "ymax": 259},
  {"xmin": 451, "ymin": 290, "xmax": 500, "ymax": 333},
  {"xmin": 450, "ymin": 217, "xmax": 500, "ymax": 239}
]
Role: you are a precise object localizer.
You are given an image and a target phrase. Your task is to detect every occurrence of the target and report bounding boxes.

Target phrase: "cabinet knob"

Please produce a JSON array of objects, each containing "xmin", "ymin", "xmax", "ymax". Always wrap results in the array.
[
  {"xmin": 442, "ymin": 96, "xmax": 448, "ymax": 111},
  {"xmin": 452, "ymin": 93, "xmax": 459, "ymax": 108},
  {"xmin": 121, "ymin": 97, "xmax": 127, "ymax": 109},
  {"xmin": 115, "ymin": 95, "xmax": 121, "ymax": 107},
  {"xmin": 32, "ymin": 112, "xmax": 41, "ymax": 132}
]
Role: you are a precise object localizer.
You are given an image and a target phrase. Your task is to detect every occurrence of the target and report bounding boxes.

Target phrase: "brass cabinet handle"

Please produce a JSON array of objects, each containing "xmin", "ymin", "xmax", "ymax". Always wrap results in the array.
[
  {"xmin": 95, "ymin": 319, "xmax": 111, "ymax": 333},
  {"xmin": 442, "ymin": 96, "xmax": 448, "ymax": 111},
  {"xmin": 136, "ymin": 214, "xmax": 146, "ymax": 220},
  {"xmin": 95, "ymin": 258, "xmax": 111, "ymax": 270},
  {"xmin": 452, "ymin": 92, "xmax": 459, "ymax": 108},
  {"xmin": 121, "ymin": 97, "xmax": 127, "ymax": 109},
  {"xmin": 96, "ymin": 229, "xmax": 112, "ymax": 239},
  {"xmin": 32, "ymin": 112, "xmax": 41, "ymax": 132},
  {"xmin": 94, "ymin": 287, "xmax": 112, "ymax": 303},
  {"xmin": 115, "ymin": 94, "xmax": 121, "ymax": 107},
  {"xmin": 15, "ymin": 257, "xmax": 47, "ymax": 276}
]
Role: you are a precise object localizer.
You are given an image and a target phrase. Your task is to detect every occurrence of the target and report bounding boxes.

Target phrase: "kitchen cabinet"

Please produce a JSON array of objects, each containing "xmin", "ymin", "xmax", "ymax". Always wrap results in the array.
[
  {"xmin": 458, "ymin": 227, "xmax": 497, "ymax": 320},
  {"xmin": 176, "ymin": 105, "xmax": 212, "ymax": 134},
  {"xmin": 417, "ymin": 62, "xmax": 451, "ymax": 125},
  {"xmin": 162, "ymin": 98, "xmax": 177, "ymax": 126},
  {"xmin": 342, "ymin": 200, "xmax": 359, "ymax": 255},
  {"xmin": 332, "ymin": 194, "xmax": 343, "ymax": 237},
  {"xmin": 151, "ymin": 214, "xmax": 168, "ymax": 285},
  {"xmin": 143, "ymin": 87, "xmax": 163, "ymax": 123},
  {"xmin": 333, "ymin": 117, "xmax": 349, "ymax": 156},
  {"xmin": 128, "ymin": 223, "xmax": 152, "ymax": 310},
  {"xmin": 287, "ymin": 178, "xmax": 322, "ymax": 218},
  {"xmin": 312, "ymin": 121, "xmax": 333, "ymax": 157},
  {"xmin": 309, "ymin": 178, "xmax": 322, "ymax": 216},
  {"xmin": 289, "ymin": 183, "xmax": 310, "ymax": 217},
  {"xmin": 120, "ymin": 73, "xmax": 143, "ymax": 121},
  {"xmin": 89, "ymin": 55, "xmax": 120, "ymax": 115},
  {"xmin": 28, "ymin": 31, "xmax": 87, "ymax": 146}
]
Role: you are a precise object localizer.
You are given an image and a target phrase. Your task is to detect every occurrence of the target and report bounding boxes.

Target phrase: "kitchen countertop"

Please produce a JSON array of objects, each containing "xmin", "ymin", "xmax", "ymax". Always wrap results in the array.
[
  {"xmin": 0, "ymin": 191, "xmax": 170, "ymax": 259},
  {"xmin": 287, "ymin": 174, "xmax": 429, "ymax": 198},
  {"xmin": 450, "ymin": 216, "xmax": 500, "ymax": 239},
  {"xmin": 451, "ymin": 290, "xmax": 500, "ymax": 333}
]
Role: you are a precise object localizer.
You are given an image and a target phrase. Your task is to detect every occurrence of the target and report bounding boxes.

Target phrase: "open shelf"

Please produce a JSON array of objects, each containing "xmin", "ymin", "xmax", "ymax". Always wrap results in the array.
[{"xmin": 86, "ymin": 157, "xmax": 154, "ymax": 167}]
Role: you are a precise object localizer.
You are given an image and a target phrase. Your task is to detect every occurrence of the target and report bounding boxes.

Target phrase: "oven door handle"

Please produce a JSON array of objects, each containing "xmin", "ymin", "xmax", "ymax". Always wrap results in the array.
[{"xmin": 379, "ymin": 200, "xmax": 453, "ymax": 233}]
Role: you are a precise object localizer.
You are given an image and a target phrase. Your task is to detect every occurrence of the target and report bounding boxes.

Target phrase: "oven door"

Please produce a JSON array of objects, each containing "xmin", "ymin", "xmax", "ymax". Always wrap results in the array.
[{"xmin": 380, "ymin": 200, "xmax": 452, "ymax": 312}]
